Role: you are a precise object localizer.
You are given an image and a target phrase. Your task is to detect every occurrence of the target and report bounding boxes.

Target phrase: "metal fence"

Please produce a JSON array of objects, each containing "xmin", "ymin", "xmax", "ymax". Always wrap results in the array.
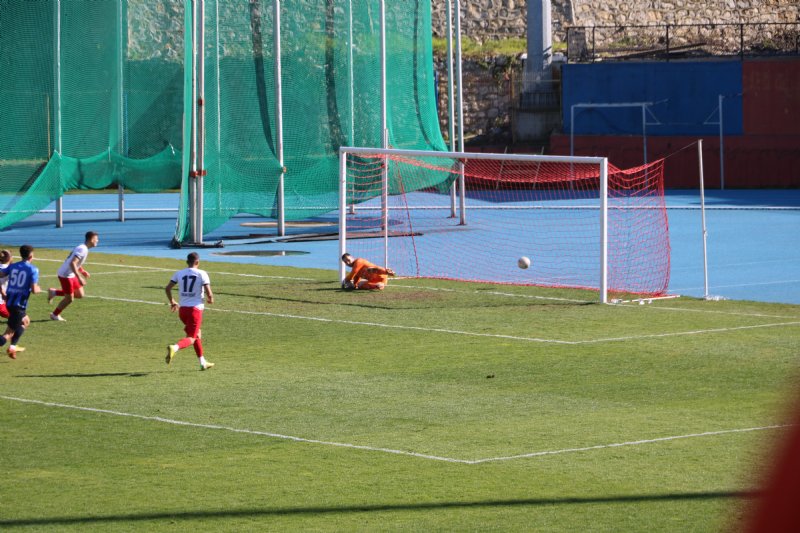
[{"xmin": 566, "ymin": 22, "xmax": 800, "ymax": 62}]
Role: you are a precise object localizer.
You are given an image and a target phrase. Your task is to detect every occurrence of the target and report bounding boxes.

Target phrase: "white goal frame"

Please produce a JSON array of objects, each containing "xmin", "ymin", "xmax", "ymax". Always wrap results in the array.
[{"xmin": 338, "ymin": 147, "xmax": 611, "ymax": 303}]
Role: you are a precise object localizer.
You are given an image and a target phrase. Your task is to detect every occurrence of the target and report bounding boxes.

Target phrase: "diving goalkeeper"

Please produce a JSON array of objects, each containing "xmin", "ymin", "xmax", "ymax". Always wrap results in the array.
[{"xmin": 341, "ymin": 253, "xmax": 396, "ymax": 291}]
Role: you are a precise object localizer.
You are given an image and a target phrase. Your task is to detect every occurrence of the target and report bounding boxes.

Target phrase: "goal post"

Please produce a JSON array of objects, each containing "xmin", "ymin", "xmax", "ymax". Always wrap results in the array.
[{"xmin": 339, "ymin": 147, "xmax": 670, "ymax": 303}]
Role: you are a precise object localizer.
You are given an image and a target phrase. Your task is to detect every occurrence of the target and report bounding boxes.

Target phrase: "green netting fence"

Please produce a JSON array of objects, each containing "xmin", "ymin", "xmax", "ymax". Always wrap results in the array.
[{"xmin": 0, "ymin": 0, "xmax": 449, "ymax": 243}]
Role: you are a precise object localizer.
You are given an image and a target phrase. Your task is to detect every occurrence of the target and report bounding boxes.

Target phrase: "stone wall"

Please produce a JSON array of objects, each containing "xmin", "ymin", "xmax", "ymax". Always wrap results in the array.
[
  {"xmin": 435, "ymin": 57, "xmax": 518, "ymax": 143},
  {"xmin": 430, "ymin": 0, "xmax": 799, "ymax": 41}
]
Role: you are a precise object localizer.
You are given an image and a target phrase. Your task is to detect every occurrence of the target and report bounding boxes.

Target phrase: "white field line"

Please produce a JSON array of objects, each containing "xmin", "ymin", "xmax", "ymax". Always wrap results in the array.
[
  {"xmin": 37, "ymin": 258, "xmax": 315, "ymax": 281},
  {"xmin": 0, "ymin": 395, "xmax": 789, "ymax": 465},
  {"xmin": 84, "ymin": 295, "xmax": 574, "ymax": 344},
  {"xmin": 84, "ymin": 294, "xmax": 800, "ymax": 345},
  {"xmin": 469, "ymin": 424, "xmax": 792, "ymax": 464},
  {"xmin": 37, "ymin": 257, "xmax": 799, "ymax": 319},
  {"xmin": 0, "ymin": 395, "xmax": 466, "ymax": 464}
]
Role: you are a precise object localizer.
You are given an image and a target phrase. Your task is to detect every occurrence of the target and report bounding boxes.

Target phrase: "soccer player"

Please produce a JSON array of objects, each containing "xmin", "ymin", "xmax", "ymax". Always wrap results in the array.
[
  {"xmin": 341, "ymin": 253, "xmax": 396, "ymax": 291},
  {"xmin": 0, "ymin": 249, "xmax": 11, "ymax": 319},
  {"xmin": 0, "ymin": 245, "xmax": 41, "ymax": 359},
  {"xmin": 48, "ymin": 230, "xmax": 99, "ymax": 321},
  {"xmin": 164, "ymin": 252, "xmax": 215, "ymax": 371}
]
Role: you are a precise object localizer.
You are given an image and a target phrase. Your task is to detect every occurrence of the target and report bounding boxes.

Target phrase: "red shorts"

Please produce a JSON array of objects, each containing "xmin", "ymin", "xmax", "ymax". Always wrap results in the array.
[
  {"xmin": 178, "ymin": 306, "xmax": 203, "ymax": 338},
  {"xmin": 58, "ymin": 276, "xmax": 83, "ymax": 295},
  {"xmin": 0, "ymin": 302, "xmax": 8, "ymax": 319}
]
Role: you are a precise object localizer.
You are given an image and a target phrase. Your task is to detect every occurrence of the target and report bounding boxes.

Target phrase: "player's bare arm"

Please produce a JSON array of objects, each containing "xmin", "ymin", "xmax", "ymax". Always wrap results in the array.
[
  {"xmin": 204, "ymin": 284, "xmax": 214, "ymax": 305},
  {"xmin": 70, "ymin": 256, "xmax": 86, "ymax": 285},
  {"xmin": 165, "ymin": 280, "xmax": 179, "ymax": 312}
]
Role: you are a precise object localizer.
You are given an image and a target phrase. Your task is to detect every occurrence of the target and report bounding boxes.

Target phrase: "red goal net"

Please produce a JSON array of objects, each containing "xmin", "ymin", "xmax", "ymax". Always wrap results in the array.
[{"xmin": 338, "ymin": 149, "xmax": 669, "ymax": 300}]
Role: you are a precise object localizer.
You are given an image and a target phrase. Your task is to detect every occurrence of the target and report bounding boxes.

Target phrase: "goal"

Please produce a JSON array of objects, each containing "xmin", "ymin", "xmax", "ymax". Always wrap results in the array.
[{"xmin": 338, "ymin": 147, "xmax": 670, "ymax": 303}]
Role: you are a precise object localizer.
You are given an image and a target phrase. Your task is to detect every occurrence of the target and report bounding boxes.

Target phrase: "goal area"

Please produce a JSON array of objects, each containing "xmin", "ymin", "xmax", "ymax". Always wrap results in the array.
[{"xmin": 338, "ymin": 148, "xmax": 670, "ymax": 303}]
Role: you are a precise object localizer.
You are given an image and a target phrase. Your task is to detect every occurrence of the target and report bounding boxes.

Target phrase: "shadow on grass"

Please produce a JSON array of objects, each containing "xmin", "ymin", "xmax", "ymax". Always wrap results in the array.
[
  {"xmin": 0, "ymin": 491, "xmax": 757, "ymax": 527},
  {"xmin": 16, "ymin": 372, "xmax": 153, "ymax": 378}
]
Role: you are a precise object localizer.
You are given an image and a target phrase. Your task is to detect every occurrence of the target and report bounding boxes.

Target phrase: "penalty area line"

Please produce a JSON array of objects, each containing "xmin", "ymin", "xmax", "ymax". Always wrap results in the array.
[
  {"xmin": 0, "ymin": 395, "xmax": 788, "ymax": 465},
  {"xmin": 83, "ymin": 294, "xmax": 800, "ymax": 345},
  {"xmin": 0, "ymin": 395, "xmax": 469, "ymax": 464},
  {"xmin": 469, "ymin": 424, "xmax": 791, "ymax": 464}
]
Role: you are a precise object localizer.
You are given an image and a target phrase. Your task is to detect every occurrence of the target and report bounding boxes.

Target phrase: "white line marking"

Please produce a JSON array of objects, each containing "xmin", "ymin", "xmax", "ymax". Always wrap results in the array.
[
  {"xmin": 36, "ymin": 258, "xmax": 800, "ymax": 321},
  {"xmin": 37, "ymin": 258, "xmax": 315, "ymax": 281},
  {"xmin": 579, "ymin": 321, "xmax": 800, "ymax": 344},
  {"xmin": 84, "ymin": 295, "xmax": 577, "ymax": 344},
  {"xmin": 0, "ymin": 395, "xmax": 788, "ymax": 464},
  {"xmin": 0, "ymin": 396, "xmax": 467, "ymax": 464},
  {"xmin": 84, "ymin": 294, "xmax": 800, "ymax": 345},
  {"xmin": 469, "ymin": 425, "xmax": 791, "ymax": 464}
]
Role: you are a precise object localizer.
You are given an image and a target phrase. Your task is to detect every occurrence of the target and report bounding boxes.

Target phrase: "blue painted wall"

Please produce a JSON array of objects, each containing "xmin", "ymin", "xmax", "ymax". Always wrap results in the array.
[{"xmin": 562, "ymin": 61, "xmax": 743, "ymax": 136}]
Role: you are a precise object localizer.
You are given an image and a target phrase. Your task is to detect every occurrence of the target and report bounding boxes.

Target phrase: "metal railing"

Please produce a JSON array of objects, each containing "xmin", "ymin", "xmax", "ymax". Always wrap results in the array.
[{"xmin": 566, "ymin": 22, "xmax": 800, "ymax": 62}]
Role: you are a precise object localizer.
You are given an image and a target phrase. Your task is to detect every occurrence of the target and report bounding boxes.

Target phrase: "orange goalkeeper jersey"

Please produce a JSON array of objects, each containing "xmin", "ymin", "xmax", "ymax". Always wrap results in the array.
[{"xmin": 345, "ymin": 257, "xmax": 389, "ymax": 285}]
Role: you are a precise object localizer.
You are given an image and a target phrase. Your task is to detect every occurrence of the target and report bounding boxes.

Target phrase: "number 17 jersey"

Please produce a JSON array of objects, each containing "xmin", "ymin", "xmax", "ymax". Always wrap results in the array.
[{"xmin": 171, "ymin": 267, "xmax": 210, "ymax": 309}]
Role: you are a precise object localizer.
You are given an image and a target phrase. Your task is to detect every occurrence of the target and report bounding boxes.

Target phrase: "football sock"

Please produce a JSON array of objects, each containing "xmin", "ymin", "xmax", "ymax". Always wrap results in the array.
[
  {"xmin": 193, "ymin": 338, "xmax": 203, "ymax": 357},
  {"xmin": 177, "ymin": 338, "xmax": 193, "ymax": 350}
]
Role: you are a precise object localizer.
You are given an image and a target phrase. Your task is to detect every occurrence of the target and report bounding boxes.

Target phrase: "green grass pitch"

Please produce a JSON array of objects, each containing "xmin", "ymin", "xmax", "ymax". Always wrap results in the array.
[{"xmin": 1, "ymin": 248, "xmax": 798, "ymax": 531}]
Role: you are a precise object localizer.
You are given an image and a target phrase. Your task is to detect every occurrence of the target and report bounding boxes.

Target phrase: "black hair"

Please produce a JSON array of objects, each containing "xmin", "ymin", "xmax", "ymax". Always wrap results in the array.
[
  {"xmin": 187, "ymin": 252, "xmax": 200, "ymax": 265},
  {"xmin": 85, "ymin": 231, "xmax": 98, "ymax": 241},
  {"xmin": 19, "ymin": 244, "xmax": 34, "ymax": 261}
]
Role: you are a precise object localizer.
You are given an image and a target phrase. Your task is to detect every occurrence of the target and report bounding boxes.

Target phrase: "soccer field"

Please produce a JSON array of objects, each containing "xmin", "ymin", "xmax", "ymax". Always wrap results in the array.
[{"xmin": 1, "ymin": 249, "xmax": 798, "ymax": 531}]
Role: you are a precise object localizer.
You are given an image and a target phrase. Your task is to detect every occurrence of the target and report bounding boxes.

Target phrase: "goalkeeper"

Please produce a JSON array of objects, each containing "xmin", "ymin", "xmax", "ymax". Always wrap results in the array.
[{"xmin": 341, "ymin": 253, "xmax": 396, "ymax": 291}]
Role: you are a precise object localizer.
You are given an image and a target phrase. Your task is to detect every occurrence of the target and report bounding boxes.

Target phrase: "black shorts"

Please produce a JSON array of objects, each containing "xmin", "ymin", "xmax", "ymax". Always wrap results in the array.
[{"xmin": 8, "ymin": 306, "xmax": 27, "ymax": 330}]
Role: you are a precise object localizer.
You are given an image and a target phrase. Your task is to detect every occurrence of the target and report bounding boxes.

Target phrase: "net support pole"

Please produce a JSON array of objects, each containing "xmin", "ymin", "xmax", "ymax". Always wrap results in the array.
[
  {"xmin": 379, "ymin": 0, "xmax": 389, "ymax": 267},
  {"xmin": 188, "ymin": 0, "xmax": 206, "ymax": 244},
  {"xmin": 338, "ymin": 150, "xmax": 347, "ymax": 282},
  {"xmin": 274, "ymin": 0, "xmax": 285, "ymax": 236},
  {"xmin": 347, "ymin": 0, "xmax": 355, "ymax": 215},
  {"xmin": 188, "ymin": 0, "xmax": 198, "ymax": 243},
  {"xmin": 446, "ymin": 0, "xmax": 457, "ymax": 218},
  {"xmin": 55, "ymin": 0, "xmax": 63, "ymax": 228},
  {"xmin": 599, "ymin": 158, "xmax": 608, "ymax": 304},
  {"xmin": 698, "ymin": 139, "xmax": 710, "ymax": 299},
  {"xmin": 117, "ymin": 0, "xmax": 127, "ymax": 223},
  {"xmin": 197, "ymin": 0, "xmax": 206, "ymax": 241},
  {"xmin": 454, "ymin": 0, "xmax": 466, "ymax": 225},
  {"xmin": 380, "ymin": 0, "xmax": 387, "ymax": 147}
]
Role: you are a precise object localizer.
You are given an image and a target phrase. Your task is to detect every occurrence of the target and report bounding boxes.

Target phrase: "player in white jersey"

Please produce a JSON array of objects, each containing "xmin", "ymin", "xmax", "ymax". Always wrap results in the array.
[
  {"xmin": 48, "ymin": 231, "xmax": 99, "ymax": 321},
  {"xmin": 0, "ymin": 249, "xmax": 12, "ymax": 319},
  {"xmin": 165, "ymin": 252, "xmax": 215, "ymax": 370}
]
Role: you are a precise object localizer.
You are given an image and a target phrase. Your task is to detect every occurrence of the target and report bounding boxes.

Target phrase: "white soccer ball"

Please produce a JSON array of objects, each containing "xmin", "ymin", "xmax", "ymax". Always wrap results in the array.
[{"xmin": 517, "ymin": 256, "xmax": 531, "ymax": 269}]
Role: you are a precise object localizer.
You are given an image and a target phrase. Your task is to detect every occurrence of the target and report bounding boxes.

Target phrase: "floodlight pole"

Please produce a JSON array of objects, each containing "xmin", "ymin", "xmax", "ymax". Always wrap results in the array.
[
  {"xmin": 274, "ymin": 0, "xmax": 285, "ymax": 236},
  {"xmin": 55, "ymin": 0, "xmax": 63, "ymax": 228}
]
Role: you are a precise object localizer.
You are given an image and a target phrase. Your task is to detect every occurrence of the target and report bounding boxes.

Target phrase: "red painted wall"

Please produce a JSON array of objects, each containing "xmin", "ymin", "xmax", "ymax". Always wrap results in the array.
[
  {"xmin": 548, "ymin": 134, "xmax": 800, "ymax": 188},
  {"xmin": 743, "ymin": 59, "xmax": 800, "ymax": 136}
]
